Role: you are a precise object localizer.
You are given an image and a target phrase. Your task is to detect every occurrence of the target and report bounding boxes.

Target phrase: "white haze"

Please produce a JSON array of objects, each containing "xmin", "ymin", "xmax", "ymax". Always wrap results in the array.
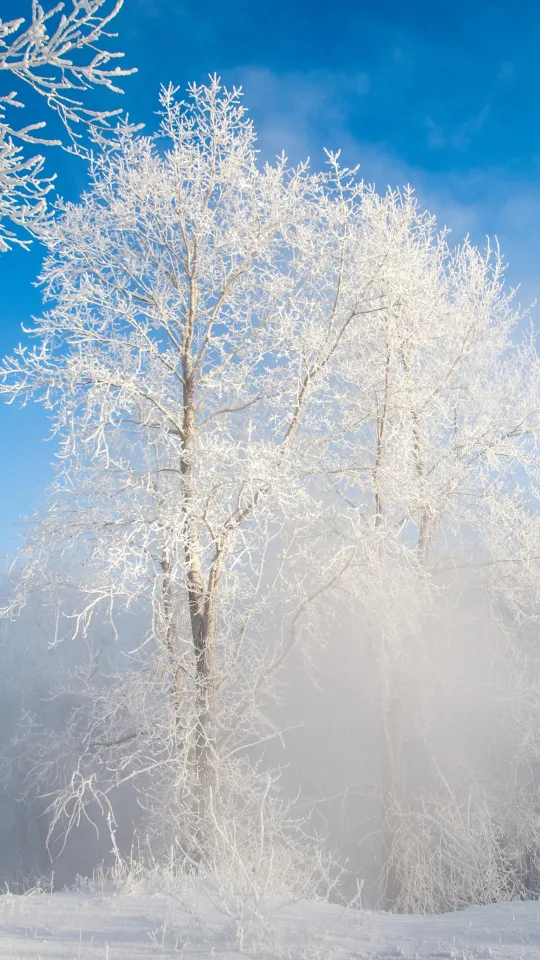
[{"xmin": 1, "ymin": 570, "xmax": 538, "ymax": 913}]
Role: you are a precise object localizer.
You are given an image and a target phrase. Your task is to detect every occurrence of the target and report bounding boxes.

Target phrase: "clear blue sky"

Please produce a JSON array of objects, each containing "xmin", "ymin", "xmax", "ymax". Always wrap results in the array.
[{"xmin": 1, "ymin": 0, "xmax": 539, "ymax": 557}]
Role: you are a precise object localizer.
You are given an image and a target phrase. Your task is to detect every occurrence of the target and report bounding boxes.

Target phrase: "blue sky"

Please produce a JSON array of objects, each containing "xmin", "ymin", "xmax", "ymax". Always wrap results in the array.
[{"xmin": 1, "ymin": 0, "xmax": 540, "ymax": 557}]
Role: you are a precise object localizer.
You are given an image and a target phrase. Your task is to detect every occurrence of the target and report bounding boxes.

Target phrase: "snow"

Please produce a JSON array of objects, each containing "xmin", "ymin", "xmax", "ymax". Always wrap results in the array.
[{"xmin": 1, "ymin": 889, "xmax": 540, "ymax": 959}]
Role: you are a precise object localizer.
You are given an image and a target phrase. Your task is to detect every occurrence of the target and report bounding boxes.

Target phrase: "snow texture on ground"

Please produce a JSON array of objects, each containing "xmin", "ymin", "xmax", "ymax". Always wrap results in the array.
[{"xmin": 0, "ymin": 888, "xmax": 539, "ymax": 959}]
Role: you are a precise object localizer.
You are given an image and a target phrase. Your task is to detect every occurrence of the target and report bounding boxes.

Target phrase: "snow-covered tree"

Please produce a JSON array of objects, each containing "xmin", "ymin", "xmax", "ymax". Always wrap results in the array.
[
  {"xmin": 0, "ymin": 80, "xmax": 366, "ymax": 872},
  {"xmin": 335, "ymin": 190, "xmax": 540, "ymax": 911},
  {"xmin": 0, "ymin": 0, "xmax": 134, "ymax": 250}
]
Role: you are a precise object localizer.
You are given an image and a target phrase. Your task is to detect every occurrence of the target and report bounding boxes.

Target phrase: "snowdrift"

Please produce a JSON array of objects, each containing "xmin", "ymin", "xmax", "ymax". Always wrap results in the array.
[{"xmin": 1, "ymin": 889, "xmax": 539, "ymax": 959}]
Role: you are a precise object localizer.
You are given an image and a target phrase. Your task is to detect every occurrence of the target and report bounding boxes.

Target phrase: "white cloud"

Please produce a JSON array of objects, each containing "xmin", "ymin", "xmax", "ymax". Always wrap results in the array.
[{"xmin": 225, "ymin": 66, "xmax": 540, "ymax": 309}]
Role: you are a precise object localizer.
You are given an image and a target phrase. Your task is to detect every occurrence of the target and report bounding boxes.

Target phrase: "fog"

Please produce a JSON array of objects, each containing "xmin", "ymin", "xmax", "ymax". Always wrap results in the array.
[{"xmin": 1, "ymin": 567, "xmax": 538, "ymax": 913}]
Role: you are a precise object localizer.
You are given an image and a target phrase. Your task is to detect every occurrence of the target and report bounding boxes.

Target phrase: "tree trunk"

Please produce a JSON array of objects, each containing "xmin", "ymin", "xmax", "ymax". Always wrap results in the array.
[
  {"xmin": 379, "ymin": 690, "xmax": 405, "ymax": 911},
  {"xmin": 161, "ymin": 556, "xmax": 185, "ymax": 734},
  {"xmin": 192, "ymin": 598, "xmax": 218, "ymax": 865}
]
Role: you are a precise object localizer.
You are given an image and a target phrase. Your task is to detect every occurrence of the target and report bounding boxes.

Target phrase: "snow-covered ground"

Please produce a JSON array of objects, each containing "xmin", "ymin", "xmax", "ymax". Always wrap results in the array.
[{"xmin": 1, "ymin": 889, "xmax": 540, "ymax": 959}]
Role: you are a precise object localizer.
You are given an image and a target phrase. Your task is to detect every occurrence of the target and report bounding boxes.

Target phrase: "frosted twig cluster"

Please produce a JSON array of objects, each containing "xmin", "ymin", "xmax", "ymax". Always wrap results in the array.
[{"xmin": 0, "ymin": 1, "xmax": 134, "ymax": 250}]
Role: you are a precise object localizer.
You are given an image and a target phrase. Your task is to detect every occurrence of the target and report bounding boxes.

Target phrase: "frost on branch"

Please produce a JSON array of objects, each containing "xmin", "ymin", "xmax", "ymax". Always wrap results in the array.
[{"xmin": 0, "ymin": 1, "xmax": 135, "ymax": 250}]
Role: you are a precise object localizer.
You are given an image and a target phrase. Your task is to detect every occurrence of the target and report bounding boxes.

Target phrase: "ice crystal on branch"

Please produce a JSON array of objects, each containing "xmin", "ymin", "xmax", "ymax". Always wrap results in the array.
[{"xmin": 0, "ymin": 0, "xmax": 135, "ymax": 250}]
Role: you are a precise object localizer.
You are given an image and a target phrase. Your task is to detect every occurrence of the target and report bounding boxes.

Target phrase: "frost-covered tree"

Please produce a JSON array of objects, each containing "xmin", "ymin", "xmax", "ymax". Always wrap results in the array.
[
  {"xmin": 334, "ymin": 190, "xmax": 540, "ymax": 911},
  {"xmin": 0, "ymin": 0, "xmax": 134, "ymax": 250},
  {"xmin": 0, "ymin": 80, "xmax": 365, "ymax": 872}
]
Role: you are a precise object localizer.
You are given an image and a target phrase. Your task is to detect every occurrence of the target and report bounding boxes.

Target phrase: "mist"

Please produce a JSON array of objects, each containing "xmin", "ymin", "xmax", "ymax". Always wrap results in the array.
[{"xmin": 1, "ymin": 561, "xmax": 539, "ymax": 916}]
